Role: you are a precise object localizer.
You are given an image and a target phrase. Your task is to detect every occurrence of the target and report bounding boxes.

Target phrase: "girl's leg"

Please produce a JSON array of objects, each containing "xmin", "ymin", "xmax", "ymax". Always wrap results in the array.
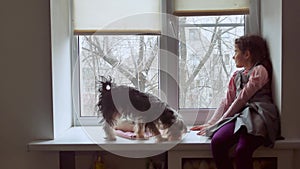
[
  {"xmin": 234, "ymin": 128, "xmax": 264, "ymax": 169},
  {"xmin": 211, "ymin": 122, "xmax": 238, "ymax": 169}
]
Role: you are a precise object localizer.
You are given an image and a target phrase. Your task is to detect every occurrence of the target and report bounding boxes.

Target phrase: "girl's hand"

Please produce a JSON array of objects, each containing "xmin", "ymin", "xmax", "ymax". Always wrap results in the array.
[{"xmin": 190, "ymin": 123, "xmax": 212, "ymax": 136}]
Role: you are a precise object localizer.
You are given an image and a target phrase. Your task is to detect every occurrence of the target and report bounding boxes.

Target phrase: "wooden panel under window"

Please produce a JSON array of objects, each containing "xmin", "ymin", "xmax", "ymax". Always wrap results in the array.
[{"xmin": 182, "ymin": 157, "xmax": 277, "ymax": 169}]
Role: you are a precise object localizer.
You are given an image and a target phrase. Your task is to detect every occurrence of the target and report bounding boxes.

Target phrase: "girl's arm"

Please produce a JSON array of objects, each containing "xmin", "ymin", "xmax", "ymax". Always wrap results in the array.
[
  {"xmin": 219, "ymin": 65, "xmax": 269, "ymax": 120},
  {"xmin": 207, "ymin": 72, "xmax": 237, "ymax": 125}
]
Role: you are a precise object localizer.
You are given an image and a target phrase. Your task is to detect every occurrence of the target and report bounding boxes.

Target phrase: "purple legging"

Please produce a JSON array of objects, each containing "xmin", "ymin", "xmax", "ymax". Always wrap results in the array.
[{"xmin": 211, "ymin": 121, "xmax": 264, "ymax": 169}]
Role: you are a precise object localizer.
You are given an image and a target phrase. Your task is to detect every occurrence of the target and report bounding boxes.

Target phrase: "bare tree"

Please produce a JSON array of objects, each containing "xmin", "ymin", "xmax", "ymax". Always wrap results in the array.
[{"xmin": 78, "ymin": 15, "xmax": 244, "ymax": 115}]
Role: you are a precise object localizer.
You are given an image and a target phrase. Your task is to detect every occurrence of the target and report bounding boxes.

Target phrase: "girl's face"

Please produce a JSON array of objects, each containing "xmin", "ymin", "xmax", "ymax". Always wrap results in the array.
[{"xmin": 233, "ymin": 44, "xmax": 250, "ymax": 69}]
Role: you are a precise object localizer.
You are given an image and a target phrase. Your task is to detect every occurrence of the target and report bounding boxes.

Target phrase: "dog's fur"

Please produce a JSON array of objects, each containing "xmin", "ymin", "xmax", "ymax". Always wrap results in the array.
[{"xmin": 96, "ymin": 77, "xmax": 187, "ymax": 142}]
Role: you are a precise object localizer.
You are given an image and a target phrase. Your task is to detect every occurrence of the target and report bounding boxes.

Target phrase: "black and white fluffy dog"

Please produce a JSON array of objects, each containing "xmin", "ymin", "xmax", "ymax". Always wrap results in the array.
[{"xmin": 96, "ymin": 77, "xmax": 187, "ymax": 142}]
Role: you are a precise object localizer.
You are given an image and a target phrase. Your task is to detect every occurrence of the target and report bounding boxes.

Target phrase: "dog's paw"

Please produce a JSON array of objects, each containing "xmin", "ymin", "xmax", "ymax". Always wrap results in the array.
[
  {"xmin": 104, "ymin": 136, "xmax": 117, "ymax": 141},
  {"xmin": 154, "ymin": 135, "xmax": 168, "ymax": 142},
  {"xmin": 136, "ymin": 134, "xmax": 146, "ymax": 140},
  {"xmin": 168, "ymin": 135, "xmax": 182, "ymax": 141}
]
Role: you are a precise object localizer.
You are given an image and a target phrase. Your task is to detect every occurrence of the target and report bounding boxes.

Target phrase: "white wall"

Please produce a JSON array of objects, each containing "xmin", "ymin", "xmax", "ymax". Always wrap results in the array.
[
  {"xmin": 51, "ymin": 0, "xmax": 73, "ymax": 138},
  {"xmin": 262, "ymin": 0, "xmax": 300, "ymax": 137},
  {"xmin": 262, "ymin": 0, "xmax": 300, "ymax": 140},
  {"xmin": 0, "ymin": 0, "xmax": 59, "ymax": 169},
  {"xmin": 262, "ymin": 0, "xmax": 300, "ymax": 168},
  {"xmin": 261, "ymin": 0, "xmax": 282, "ymax": 112}
]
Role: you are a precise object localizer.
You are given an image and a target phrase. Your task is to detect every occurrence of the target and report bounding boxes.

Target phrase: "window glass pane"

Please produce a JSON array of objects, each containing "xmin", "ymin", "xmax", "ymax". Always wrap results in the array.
[
  {"xmin": 78, "ymin": 35, "xmax": 159, "ymax": 116},
  {"xmin": 178, "ymin": 15, "xmax": 245, "ymax": 109}
]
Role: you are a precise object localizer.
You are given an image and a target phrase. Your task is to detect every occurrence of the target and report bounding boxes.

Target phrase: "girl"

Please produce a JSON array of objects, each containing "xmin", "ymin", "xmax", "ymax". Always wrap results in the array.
[{"xmin": 191, "ymin": 35, "xmax": 281, "ymax": 169}]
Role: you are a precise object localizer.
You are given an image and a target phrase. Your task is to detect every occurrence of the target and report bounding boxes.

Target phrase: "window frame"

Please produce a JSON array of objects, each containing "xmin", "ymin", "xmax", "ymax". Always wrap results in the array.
[{"xmin": 71, "ymin": 1, "xmax": 256, "ymax": 126}]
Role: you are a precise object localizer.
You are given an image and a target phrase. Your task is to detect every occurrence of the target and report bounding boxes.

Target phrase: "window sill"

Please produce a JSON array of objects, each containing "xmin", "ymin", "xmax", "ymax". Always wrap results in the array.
[
  {"xmin": 28, "ymin": 126, "xmax": 212, "ymax": 151},
  {"xmin": 28, "ymin": 126, "xmax": 300, "ymax": 152}
]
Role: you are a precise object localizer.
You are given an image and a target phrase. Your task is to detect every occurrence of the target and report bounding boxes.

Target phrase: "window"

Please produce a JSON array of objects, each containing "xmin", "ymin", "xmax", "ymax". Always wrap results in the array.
[
  {"xmin": 178, "ymin": 15, "xmax": 245, "ymax": 109},
  {"xmin": 77, "ymin": 35, "xmax": 160, "ymax": 116},
  {"xmin": 72, "ymin": 0, "xmax": 251, "ymax": 125}
]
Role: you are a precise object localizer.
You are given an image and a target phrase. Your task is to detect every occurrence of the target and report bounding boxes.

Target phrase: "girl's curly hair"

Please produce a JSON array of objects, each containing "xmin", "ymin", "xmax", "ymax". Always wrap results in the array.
[{"xmin": 235, "ymin": 35, "xmax": 273, "ymax": 79}]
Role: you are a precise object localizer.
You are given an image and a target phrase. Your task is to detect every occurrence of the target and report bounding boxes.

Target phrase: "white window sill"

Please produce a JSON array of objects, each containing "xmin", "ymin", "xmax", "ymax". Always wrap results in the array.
[
  {"xmin": 28, "ymin": 126, "xmax": 300, "ymax": 152},
  {"xmin": 27, "ymin": 126, "xmax": 211, "ymax": 151},
  {"xmin": 28, "ymin": 128, "xmax": 300, "ymax": 169}
]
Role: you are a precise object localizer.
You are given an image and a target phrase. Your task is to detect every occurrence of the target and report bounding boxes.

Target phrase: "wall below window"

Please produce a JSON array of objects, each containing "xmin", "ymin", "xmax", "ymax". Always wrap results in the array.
[{"xmin": 75, "ymin": 151, "xmax": 166, "ymax": 169}]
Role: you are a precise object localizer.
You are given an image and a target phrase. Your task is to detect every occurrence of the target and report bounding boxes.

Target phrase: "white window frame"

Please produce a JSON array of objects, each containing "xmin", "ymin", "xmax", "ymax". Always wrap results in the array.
[{"xmin": 70, "ymin": 0, "xmax": 258, "ymax": 126}]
